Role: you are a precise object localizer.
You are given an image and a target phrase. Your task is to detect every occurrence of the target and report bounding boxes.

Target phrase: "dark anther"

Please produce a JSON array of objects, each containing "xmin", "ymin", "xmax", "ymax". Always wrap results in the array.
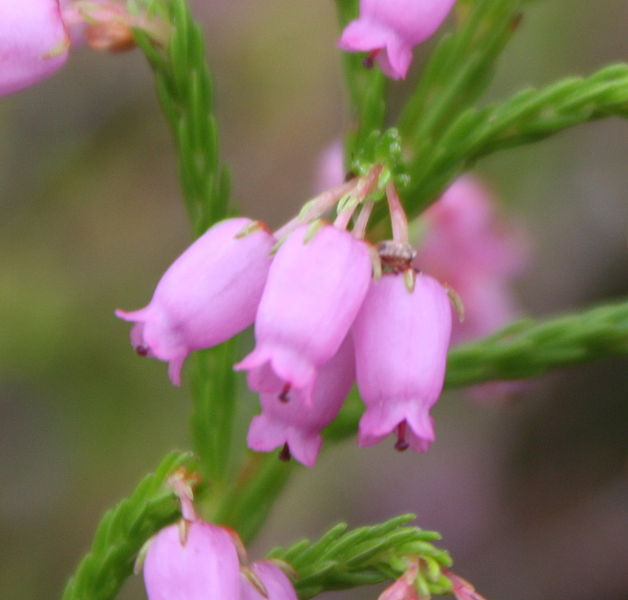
[
  {"xmin": 362, "ymin": 49, "xmax": 380, "ymax": 69},
  {"xmin": 279, "ymin": 383, "xmax": 291, "ymax": 403},
  {"xmin": 135, "ymin": 344, "xmax": 149, "ymax": 357},
  {"xmin": 395, "ymin": 422, "xmax": 409, "ymax": 452},
  {"xmin": 278, "ymin": 443, "xmax": 292, "ymax": 462}
]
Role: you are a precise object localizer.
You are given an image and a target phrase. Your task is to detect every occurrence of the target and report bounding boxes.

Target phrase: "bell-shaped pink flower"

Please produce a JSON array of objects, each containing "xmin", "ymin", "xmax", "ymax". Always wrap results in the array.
[
  {"xmin": 353, "ymin": 272, "xmax": 451, "ymax": 451},
  {"xmin": 0, "ymin": 0, "xmax": 70, "ymax": 96},
  {"xmin": 143, "ymin": 521, "xmax": 241, "ymax": 600},
  {"xmin": 247, "ymin": 335, "xmax": 355, "ymax": 466},
  {"xmin": 236, "ymin": 223, "xmax": 371, "ymax": 394},
  {"xmin": 116, "ymin": 218, "xmax": 275, "ymax": 385},
  {"xmin": 241, "ymin": 561, "xmax": 298, "ymax": 600},
  {"xmin": 338, "ymin": 0, "xmax": 456, "ymax": 79}
]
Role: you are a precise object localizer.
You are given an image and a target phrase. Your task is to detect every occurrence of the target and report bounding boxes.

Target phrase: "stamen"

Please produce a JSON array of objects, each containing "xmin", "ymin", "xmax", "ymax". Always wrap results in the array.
[
  {"xmin": 395, "ymin": 422, "xmax": 409, "ymax": 452},
  {"xmin": 278, "ymin": 443, "xmax": 292, "ymax": 462},
  {"xmin": 135, "ymin": 344, "xmax": 149, "ymax": 357},
  {"xmin": 363, "ymin": 49, "xmax": 381, "ymax": 69},
  {"xmin": 279, "ymin": 383, "xmax": 291, "ymax": 403}
]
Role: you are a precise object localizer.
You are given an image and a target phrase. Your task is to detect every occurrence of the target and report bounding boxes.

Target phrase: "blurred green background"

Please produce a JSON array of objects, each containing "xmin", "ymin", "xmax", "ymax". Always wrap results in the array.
[{"xmin": 0, "ymin": 1, "xmax": 627, "ymax": 599}]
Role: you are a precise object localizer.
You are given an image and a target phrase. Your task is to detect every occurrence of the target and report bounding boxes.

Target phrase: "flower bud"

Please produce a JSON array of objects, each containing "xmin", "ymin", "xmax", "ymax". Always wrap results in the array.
[
  {"xmin": 338, "ymin": 0, "xmax": 456, "ymax": 79},
  {"xmin": 247, "ymin": 335, "xmax": 355, "ymax": 466},
  {"xmin": 143, "ymin": 521, "xmax": 241, "ymax": 600},
  {"xmin": 352, "ymin": 272, "xmax": 451, "ymax": 451},
  {"xmin": 236, "ymin": 224, "xmax": 371, "ymax": 394},
  {"xmin": 0, "ymin": 0, "xmax": 69, "ymax": 96},
  {"xmin": 116, "ymin": 217, "xmax": 275, "ymax": 385},
  {"xmin": 241, "ymin": 561, "xmax": 298, "ymax": 600}
]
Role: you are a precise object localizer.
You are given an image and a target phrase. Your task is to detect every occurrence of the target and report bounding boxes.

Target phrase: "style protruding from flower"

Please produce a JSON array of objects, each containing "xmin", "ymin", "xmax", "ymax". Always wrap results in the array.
[
  {"xmin": 116, "ymin": 217, "xmax": 275, "ymax": 385},
  {"xmin": 247, "ymin": 335, "xmax": 355, "ymax": 466},
  {"xmin": 353, "ymin": 183, "xmax": 452, "ymax": 452},
  {"xmin": 235, "ymin": 222, "xmax": 371, "ymax": 398},
  {"xmin": 338, "ymin": 0, "xmax": 457, "ymax": 79},
  {"xmin": 0, "ymin": 1, "xmax": 167, "ymax": 97}
]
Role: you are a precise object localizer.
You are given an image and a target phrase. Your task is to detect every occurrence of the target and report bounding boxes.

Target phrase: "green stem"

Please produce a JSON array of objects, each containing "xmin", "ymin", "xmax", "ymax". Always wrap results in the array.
[{"xmin": 134, "ymin": 0, "xmax": 237, "ymax": 487}]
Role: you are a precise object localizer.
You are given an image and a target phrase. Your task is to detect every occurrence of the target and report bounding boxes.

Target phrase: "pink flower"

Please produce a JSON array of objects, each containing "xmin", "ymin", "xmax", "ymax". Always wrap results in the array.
[
  {"xmin": 241, "ymin": 561, "xmax": 298, "ymax": 600},
  {"xmin": 416, "ymin": 175, "xmax": 528, "ymax": 344},
  {"xmin": 116, "ymin": 218, "xmax": 275, "ymax": 385},
  {"xmin": 1, "ymin": 1, "xmax": 167, "ymax": 97},
  {"xmin": 0, "ymin": 0, "xmax": 70, "ymax": 96},
  {"xmin": 143, "ymin": 521, "xmax": 241, "ymax": 600},
  {"xmin": 247, "ymin": 335, "xmax": 355, "ymax": 466},
  {"xmin": 379, "ymin": 563, "xmax": 420, "ymax": 600},
  {"xmin": 353, "ymin": 272, "xmax": 452, "ymax": 451},
  {"xmin": 236, "ymin": 223, "xmax": 371, "ymax": 396},
  {"xmin": 338, "ymin": 0, "xmax": 456, "ymax": 79}
]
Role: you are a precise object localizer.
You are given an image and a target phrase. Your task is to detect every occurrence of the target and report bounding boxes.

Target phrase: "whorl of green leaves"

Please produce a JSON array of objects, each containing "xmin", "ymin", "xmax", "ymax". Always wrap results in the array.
[
  {"xmin": 133, "ymin": 0, "xmax": 229, "ymax": 236},
  {"xmin": 268, "ymin": 514, "xmax": 453, "ymax": 599},
  {"xmin": 446, "ymin": 299, "xmax": 628, "ymax": 387},
  {"xmin": 400, "ymin": 0, "xmax": 525, "ymax": 149},
  {"xmin": 62, "ymin": 451, "xmax": 196, "ymax": 600},
  {"xmin": 399, "ymin": 62, "xmax": 628, "ymax": 218}
]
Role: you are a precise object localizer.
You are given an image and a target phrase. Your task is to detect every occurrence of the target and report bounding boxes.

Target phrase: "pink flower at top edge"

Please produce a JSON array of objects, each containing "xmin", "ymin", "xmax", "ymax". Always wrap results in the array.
[
  {"xmin": 353, "ymin": 272, "xmax": 452, "ymax": 452},
  {"xmin": 338, "ymin": 0, "xmax": 457, "ymax": 79},
  {"xmin": 116, "ymin": 217, "xmax": 275, "ymax": 385}
]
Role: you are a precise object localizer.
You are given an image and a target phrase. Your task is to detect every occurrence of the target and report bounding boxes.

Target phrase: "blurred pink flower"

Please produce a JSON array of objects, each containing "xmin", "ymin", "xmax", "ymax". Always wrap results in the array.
[
  {"xmin": 416, "ymin": 175, "xmax": 528, "ymax": 344},
  {"xmin": 143, "ymin": 520, "xmax": 241, "ymax": 600},
  {"xmin": 1, "ymin": 1, "xmax": 166, "ymax": 97},
  {"xmin": 236, "ymin": 223, "xmax": 371, "ymax": 398},
  {"xmin": 116, "ymin": 217, "xmax": 275, "ymax": 385},
  {"xmin": 353, "ymin": 272, "xmax": 452, "ymax": 452},
  {"xmin": 247, "ymin": 335, "xmax": 355, "ymax": 466},
  {"xmin": 0, "ymin": 0, "xmax": 70, "ymax": 96},
  {"xmin": 241, "ymin": 561, "xmax": 298, "ymax": 600},
  {"xmin": 338, "ymin": 0, "xmax": 456, "ymax": 79}
]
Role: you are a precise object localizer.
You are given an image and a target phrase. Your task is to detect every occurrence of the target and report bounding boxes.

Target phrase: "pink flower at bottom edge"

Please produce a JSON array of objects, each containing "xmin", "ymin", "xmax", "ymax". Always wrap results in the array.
[{"xmin": 143, "ymin": 521, "xmax": 241, "ymax": 600}]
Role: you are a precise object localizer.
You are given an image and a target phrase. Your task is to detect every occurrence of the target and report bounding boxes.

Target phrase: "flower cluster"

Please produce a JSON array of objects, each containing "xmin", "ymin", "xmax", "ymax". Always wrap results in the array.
[
  {"xmin": 142, "ymin": 469, "xmax": 297, "ymax": 600},
  {"xmin": 117, "ymin": 170, "xmax": 453, "ymax": 465},
  {"xmin": 0, "ymin": 0, "xmax": 166, "ymax": 97}
]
